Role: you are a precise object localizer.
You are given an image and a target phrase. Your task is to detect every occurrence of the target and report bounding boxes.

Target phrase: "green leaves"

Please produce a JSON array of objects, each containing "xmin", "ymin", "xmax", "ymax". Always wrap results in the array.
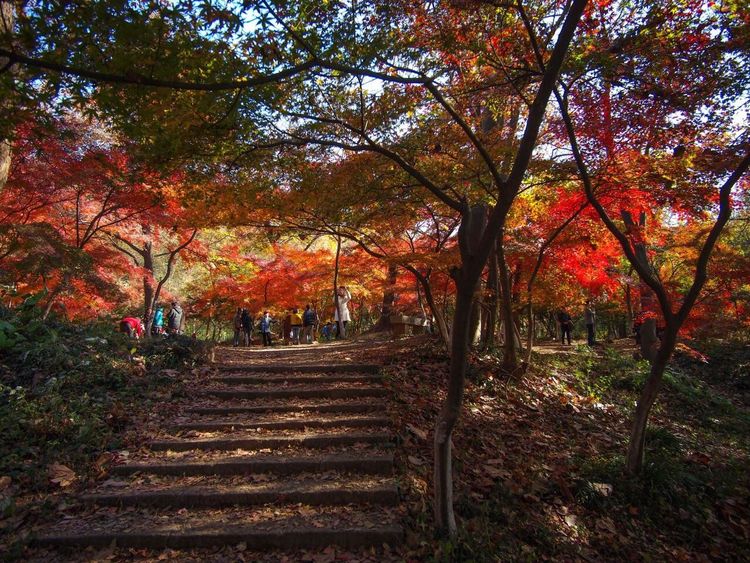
[{"xmin": 0, "ymin": 319, "xmax": 23, "ymax": 349}]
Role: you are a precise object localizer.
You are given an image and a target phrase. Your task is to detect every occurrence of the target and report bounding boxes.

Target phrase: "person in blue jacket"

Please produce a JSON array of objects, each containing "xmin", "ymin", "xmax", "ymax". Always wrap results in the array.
[
  {"xmin": 152, "ymin": 306, "xmax": 164, "ymax": 335},
  {"xmin": 260, "ymin": 311, "xmax": 273, "ymax": 346}
]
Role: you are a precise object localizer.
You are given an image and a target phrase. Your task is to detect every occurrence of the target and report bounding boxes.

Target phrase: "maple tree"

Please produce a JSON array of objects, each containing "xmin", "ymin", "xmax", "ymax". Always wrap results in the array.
[
  {"xmin": 0, "ymin": 117, "xmax": 200, "ymax": 321},
  {"xmin": 2, "ymin": 119, "xmax": 143, "ymax": 315},
  {"xmin": 111, "ymin": 225, "xmax": 199, "ymax": 334},
  {"xmin": 551, "ymin": 0, "xmax": 750, "ymax": 473}
]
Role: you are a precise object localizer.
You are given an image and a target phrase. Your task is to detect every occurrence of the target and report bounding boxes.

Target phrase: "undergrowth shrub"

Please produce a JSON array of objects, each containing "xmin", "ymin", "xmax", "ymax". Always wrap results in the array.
[
  {"xmin": 137, "ymin": 334, "xmax": 214, "ymax": 371},
  {"xmin": 0, "ymin": 303, "xmax": 211, "ymax": 491}
]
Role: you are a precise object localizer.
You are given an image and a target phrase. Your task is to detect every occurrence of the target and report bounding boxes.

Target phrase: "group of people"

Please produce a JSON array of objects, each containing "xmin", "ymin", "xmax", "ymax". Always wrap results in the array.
[
  {"xmin": 119, "ymin": 301, "xmax": 184, "ymax": 339},
  {"xmin": 232, "ymin": 286, "xmax": 353, "ymax": 347},
  {"xmin": 557, "ymin": 300, "xmax": 596, "ymax": 346}
]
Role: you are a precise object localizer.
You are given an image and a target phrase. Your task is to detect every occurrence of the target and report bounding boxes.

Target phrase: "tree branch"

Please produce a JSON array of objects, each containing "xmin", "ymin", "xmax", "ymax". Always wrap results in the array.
[{"xmin": 0, "ymin": 48, "xmax": 316, "ymax": 91}]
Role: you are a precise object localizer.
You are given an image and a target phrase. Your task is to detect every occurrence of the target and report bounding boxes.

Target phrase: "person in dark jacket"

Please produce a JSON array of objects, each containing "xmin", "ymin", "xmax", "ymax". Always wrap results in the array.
[
  {"xmin": 584, "ymin": 300, "xmax": 596, "ymax": 345},
  {"xmin": 557, "ymin": 308, "xmax": 573, "ymax": 345},
  {"xmin": 241, "ymin": 308, "xmax": 253, "ymax": 346},
  {"xmin": 302, "ymin": 304, "xmax": 318, "ymax": 344},
  {"xmin": 167, "ymin": 301, "xmax": 183, "ymax": 335},
  {"xmin": 232, "ymin": 307, "xmax": 242, "ymax": 346}
]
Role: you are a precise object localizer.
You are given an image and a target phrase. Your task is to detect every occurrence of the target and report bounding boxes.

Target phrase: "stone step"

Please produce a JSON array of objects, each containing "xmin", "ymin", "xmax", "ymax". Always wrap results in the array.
[
  {"xmin": 217, "ymin": 364, "xmax": 380, "ymax": 374},
  {"xmin": 214, "ymin": 374, "xmax": 383, "ymax": 385},
  {"xmin": 83, "ymin": 478, "xmax": 399, "ymax": 508},
  {"xmin": 185, "ymin": 401, "xmax": 386, "ymax": 415},
  {"xmin": 206, "ymin": 387, "xmax": 387, "ymax": 400},
  {"xmin": 150, "ymin": 432, "xmax": 393, "ymax": 452},
  {"xmin": 33, "ymin": 506, "xmax": 402, "ymax": 550},
  {"xmin": 112, "ymin": 453, "xmax": 394, "ymax": 477},
  {"xmin": 172, "ymin": 416, "xmax": 390, "ymax": 432}
]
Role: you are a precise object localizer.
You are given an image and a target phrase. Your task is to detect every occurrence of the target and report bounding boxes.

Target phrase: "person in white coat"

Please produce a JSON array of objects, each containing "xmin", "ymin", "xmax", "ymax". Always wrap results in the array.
[{"xmin": 334, "ymin": 286, "xmax": 351, "ymax": 339}]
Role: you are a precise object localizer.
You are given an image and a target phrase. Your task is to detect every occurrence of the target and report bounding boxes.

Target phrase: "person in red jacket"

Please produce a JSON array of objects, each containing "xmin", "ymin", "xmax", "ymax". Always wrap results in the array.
[{"xmin": 119, "ymin": 316, "xmax": 144, "ymax": 339}]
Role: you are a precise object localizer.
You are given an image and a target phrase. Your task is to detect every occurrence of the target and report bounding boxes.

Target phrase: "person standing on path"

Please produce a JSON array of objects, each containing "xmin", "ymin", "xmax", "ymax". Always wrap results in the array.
[
  {"xmin": 289, "ymin": 307, "xmax": 303, "ymax": 345},
  {"xmin": 232, "ymin": 307, "xmax": 243, "ymax": 346},
  {"xmin": 557, "ymin": 308, "xmax": 573, "ymax": 345},
  {"xmin": 585, "ymin": 300, "xmax": 596, "ymax": 346},
  {"xmin": 167, "ymin": 301, "xmax": 183, "ymax": 335},
  {"xmin": 260, "ymin": 311, "xmax": 273, "ymax": 346},
  {"xmin": 152, "ymin": 306, "xmax": 164, "ymax": 335},
  {"xmin": 334, "ymin": 286, "xmax": 351, "ymax": 339},
  {"xmin": 302, "ymin": 304, "xmax": 318, "ymax": 344},
  {"xmin": 241, "ymin": 308, "xmax": 253, "ymax": 346}
]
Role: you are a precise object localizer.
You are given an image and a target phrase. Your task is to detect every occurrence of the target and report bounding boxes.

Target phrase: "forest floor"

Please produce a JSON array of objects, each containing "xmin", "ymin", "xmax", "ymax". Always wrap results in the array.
[{"xmin": 4, "ymin": 333, "xmax": 749, "ymax": 561}]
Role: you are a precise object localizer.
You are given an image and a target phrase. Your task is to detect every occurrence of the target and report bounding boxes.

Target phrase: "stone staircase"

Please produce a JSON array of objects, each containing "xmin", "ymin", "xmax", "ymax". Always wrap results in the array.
[{"xmin": 34, "ymin": 361, "xmax": 402, "ymax": 552}]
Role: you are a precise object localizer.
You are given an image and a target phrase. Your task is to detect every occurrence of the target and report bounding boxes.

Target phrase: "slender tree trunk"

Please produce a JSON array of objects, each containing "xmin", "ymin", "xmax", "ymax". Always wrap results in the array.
[
  {"xmin": 482, "ymin": 244, "xmax": 499, "ymax": 350},
  {"xmin": 513, "ymin": 318, "xmax": 523, "ymax": 352},
  {"xmin": 333, "ymin": 234, "xmax": 344, "ymax": 338},
  {"xmin": 142, "ymin": 242, "xmax": 155, "ymax": 334},
  {"xmin": 525, "ymin": 302, "xmax": 534, "ymax": 367},
  {"xmin": 626, "ymin": 327, "xmax": 677, "ymax": 474},
  {"xmin": 438, "ymin": 1, "xmax": 589, "ymax": 533},
  {"xmin": 0, "ymin": 0, "xmax": 16, "ymax": 192},
  {"xmin": 469, "ymin": 297, "xmax": 482, "ymax": 346},
  {"xmin": 373, "ymin": 262, "xmax": 397, "ymax": 330},
  {"xmin": 433, "ymin": 280, "xmax": 474, "ymax": 536},
  {"xmin": 415, "ymin": 276, "xmax": 427, "ymax": 319},
  {"xmin": 42, "ymin": 285, "xmax": 63, "ymax": 320},
  {"xmin": 414, "ymin": 270, "xmax": 450, "ymax": 348},
  {"xmin": 497, "ymin": 237, "xmax": 518, "ymax": 371},
  {"xmin": 433, "ymin": 204, "xmax": 486, "ymax": 537},
  {"xmin": 0, "ymin": 137, "xmax": 10, "ymax": 192}
]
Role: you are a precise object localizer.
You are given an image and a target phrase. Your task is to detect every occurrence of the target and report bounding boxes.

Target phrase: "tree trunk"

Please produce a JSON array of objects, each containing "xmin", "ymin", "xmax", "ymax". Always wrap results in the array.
[
  {"xmin": 525, "ymin": 302, "xmax": 534, "ymax": 367},
  {"xmin": 433, "ymin": 280, "xmax": 474, "ymax": 536},
  {"xmin": 0, "ymin": 0, "xmax": 16, "ymax": 192},
  {"xmin": 0, "ymin": 138, "xmax": 9, "ymax": 192},
  {"xmin": 373, "ymin": 262, "xmax": 397, "ymax": 331},
  {"xmin": 512, "ymin": 317, "xmax": 523, "ymax": 352},
  {"xmin": 626, "ymin": 327, "xmax": 677, "ymax": 474},
  {"xmin": 142, "ymin": 242, "xmax": 156, "ymax": 334},
  {"xmin": 42, "ymin": 285, "xmax": 63, "ymax": 320},
  {"xmin": 433, "ymin": 203, "xmax": 486, "ymax": 537},
  {"xmin": 482, "ymin": 244, "xmax": 499, "ymax": 350},
  {"xmin": 640, "ymin": 317, "xmax": 659, "ymax": 362},
  {"xmin": 414, "ymin": 269, "xmax": 450, "ymax": 348},
  {"xmin": 469, "ymin": 297, "xmax": 482, "ymax": 346},
  {"xmin": 497, "ymin": 239, "xmax": 518, "ymax": 371},
  {"xmin": 415, "ymin": 276, "xmax": 427, "ymax": 319},
  {"xmin": 333, "ymin": 234, "xmax": 344, "ymax": 338}
]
